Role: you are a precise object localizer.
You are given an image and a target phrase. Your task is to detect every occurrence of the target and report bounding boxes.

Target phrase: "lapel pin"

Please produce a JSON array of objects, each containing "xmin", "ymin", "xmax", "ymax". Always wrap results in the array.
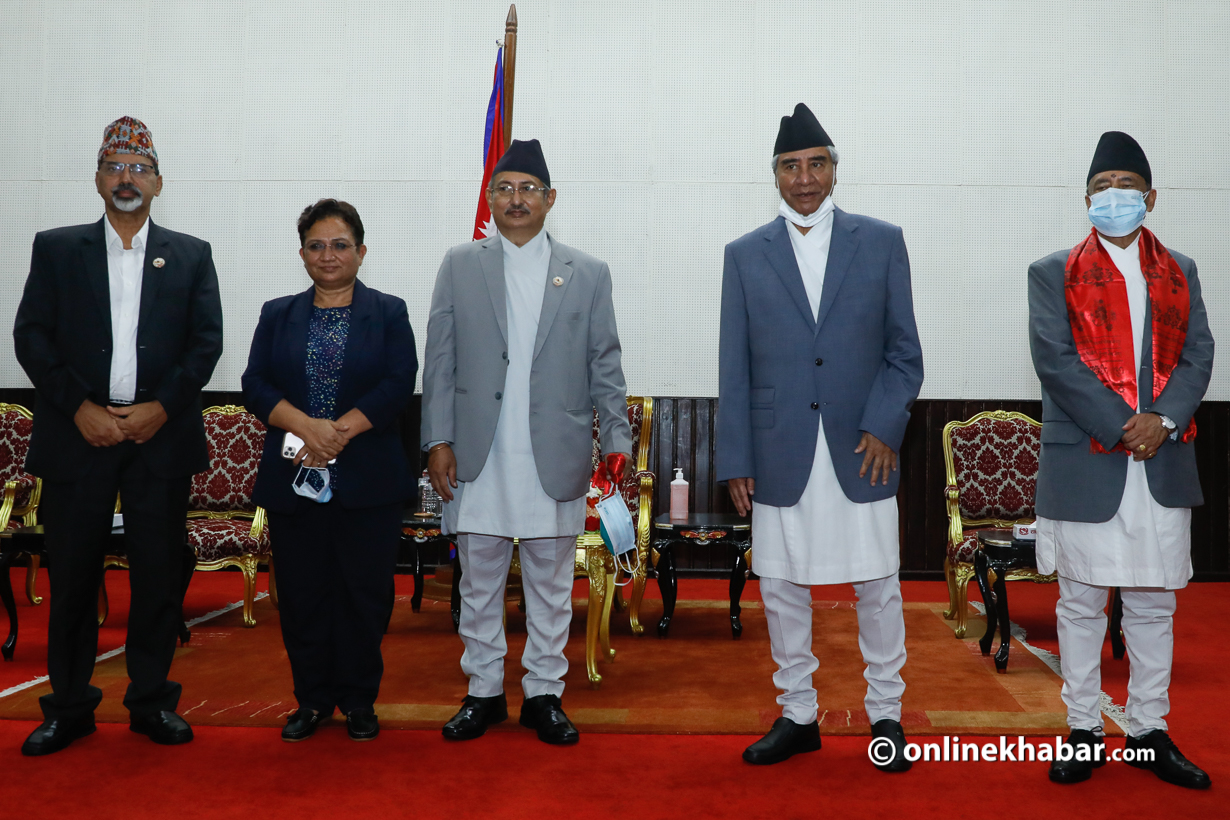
[
  {"xmin": 552, "ymin": 276, "xmax": 563, "ymax": 286},
  {"xmin": 152, "ymin": 257, "xmax": 165, "ymax": 268}
]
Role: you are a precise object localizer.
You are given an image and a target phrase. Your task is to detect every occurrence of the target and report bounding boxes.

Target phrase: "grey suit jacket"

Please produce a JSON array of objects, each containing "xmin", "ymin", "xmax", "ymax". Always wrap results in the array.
[
  {"xmin": 1028, "ymin": 246, "xmax": 1214, "ymax": 522},
  {"xmin": 420, "ymin": 232, "xmax": 631, "ymax": 502},
  {"xmin": 716, "ymin": 212, "xmax": 924, "ymax": 506}
]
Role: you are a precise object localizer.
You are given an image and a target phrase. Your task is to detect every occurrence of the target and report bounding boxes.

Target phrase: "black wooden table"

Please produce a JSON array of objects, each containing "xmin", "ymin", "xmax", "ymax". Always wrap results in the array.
[
  {"xmin": 652, "ymin": 513, "xmax": 752, "ymax": 638},
  {"xmin": 398, "ymin": 513, "xmax": 461, "ymax": 630},
  {"xmin": 973, "ymin": 529, "xmax": 1125, "ymax": 672}
]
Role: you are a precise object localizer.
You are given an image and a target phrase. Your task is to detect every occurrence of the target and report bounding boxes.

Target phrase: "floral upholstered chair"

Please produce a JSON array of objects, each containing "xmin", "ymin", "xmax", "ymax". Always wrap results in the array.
[
  {"xmin": 575, "ymin": 396, "xmax": 655, "ymax": 688},
  {"xmin": 0, "ymin": 403, "xmax": 42, "ymax": 604},
  {"xmin": 185, "ymin": 405, "xmax": 271, "ymax": 627},
  {"xmin": 942, "ymin": 410, "xmax": 1052, "ymax": 638}
]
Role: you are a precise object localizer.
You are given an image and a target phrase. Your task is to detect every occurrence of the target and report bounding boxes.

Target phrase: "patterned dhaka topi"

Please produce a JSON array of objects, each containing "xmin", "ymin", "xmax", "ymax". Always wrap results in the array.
[{"xmin": 98, "ymin": 116, "xmax": 158, "ymax": 166}]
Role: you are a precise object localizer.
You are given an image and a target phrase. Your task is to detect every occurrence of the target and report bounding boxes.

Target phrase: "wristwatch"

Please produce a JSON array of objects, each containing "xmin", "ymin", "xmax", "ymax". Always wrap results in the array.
[{"xmin": 1155, "ymin": 413, "xmax": 1178, "ymax": 440}]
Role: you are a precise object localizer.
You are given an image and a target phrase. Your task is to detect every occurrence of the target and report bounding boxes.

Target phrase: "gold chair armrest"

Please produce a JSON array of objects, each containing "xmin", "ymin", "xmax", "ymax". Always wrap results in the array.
[{"xmin": 0, "ymin": 480, "xmax": 16, "ymax": 531}]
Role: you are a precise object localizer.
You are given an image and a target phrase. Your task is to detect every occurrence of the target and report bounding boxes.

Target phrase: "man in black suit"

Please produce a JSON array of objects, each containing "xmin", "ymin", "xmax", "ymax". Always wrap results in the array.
[{"xmin": 13, "ymin": 117, "xmax": 223, "ymax": 755}]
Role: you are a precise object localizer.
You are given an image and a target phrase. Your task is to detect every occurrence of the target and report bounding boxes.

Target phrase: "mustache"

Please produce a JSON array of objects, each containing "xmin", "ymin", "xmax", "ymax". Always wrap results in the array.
[
  {"xmin": 503, "ymin": 206, "xmax": 530, "ymax": 216},
  {"xmin": 111, "ymin": 183, "xmax": 141, "ymax": 197}
]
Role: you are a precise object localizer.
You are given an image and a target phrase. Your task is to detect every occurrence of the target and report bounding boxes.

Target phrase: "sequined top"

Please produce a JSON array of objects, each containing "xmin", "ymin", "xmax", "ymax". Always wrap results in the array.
[{"xmin": 306, "ymin": 306, "xmax": 351, "ymax": 487}]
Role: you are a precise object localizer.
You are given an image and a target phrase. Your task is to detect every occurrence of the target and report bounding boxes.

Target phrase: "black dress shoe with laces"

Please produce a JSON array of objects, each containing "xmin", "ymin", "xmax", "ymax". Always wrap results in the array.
[
  {"xmin": 1048, "ymin": 729, "xmax": 1107, "ymax": 784},
  {"xmin": 742, "ymin": 717, "xmax": 822, "ymax": 765},
  {"xmin": 130, "ymin": 711, "xmax": 194, "ymax": 745},
  {"xmin": 870, "ymin": 719, "xmax": 912, "ymax": 772},
  {"xmin": 1125, "ymin": 730, "xmax": 1211, "ymax": 789},
  {"xmin": 443, "ymin": 694, "xmax": 509, "ymax": 740},
  {"xmin": 519, "ymin": 694, "xmax": 580, "ymax": 745},
  {"xmin": 282, "ymin": 708, "xmax": 324, "ymax": 742},
  {"xmin": 21, "ymin": 716, "xmax": 96, "ymax": 756},
  {"xmin": 346, "ymin": 709, "xmax": 380, "ymax": 741}
]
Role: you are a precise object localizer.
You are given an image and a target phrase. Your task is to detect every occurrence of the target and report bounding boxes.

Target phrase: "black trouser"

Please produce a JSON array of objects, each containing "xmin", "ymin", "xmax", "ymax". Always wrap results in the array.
[
  {"xmin": 269, "ymin": 501, "xmax": 401, "ymax": 715},
  {"xmin": 39, "ymin": 442, "xmax": 190, "ymax": 721}
]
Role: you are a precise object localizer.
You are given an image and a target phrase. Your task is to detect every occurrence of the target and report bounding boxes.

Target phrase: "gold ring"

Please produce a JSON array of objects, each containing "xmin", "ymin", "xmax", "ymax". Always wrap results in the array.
[{"xmin": 1138, "ymin": 444, "xmax": 1147, "ymax": 452}]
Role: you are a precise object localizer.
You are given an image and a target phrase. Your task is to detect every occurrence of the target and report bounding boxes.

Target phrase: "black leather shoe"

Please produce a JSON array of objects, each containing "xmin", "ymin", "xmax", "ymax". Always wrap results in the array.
[
  {"xmin": 870, "ymin": 719, "xmax": 912, "ymax": 772},
  {"xmin": 346, "ymin": 709, "xmax": 379, "ymax": 741},
  {"xmin": 742, "ymin": 717, "xmax": 822, "ymax": 765},
  {"xmin": 282, "ymin": 708, "xmax": 324, "ymax": 742},
  {"xmin": 1048, "ymin": 729, "xmax": 1107, "ymax": 784},
  {"xmin": 1125, "ymin": 730, "xmax": 1211, "ymax": 789},
  {"xmin": 443, "ymin": 694, "xmax": 508, "ymax": 740},
  {"xmin": 519, "ymin": 694, "xmax": 580, "ymax": 745},
  {"xmin": 130, "ymin": 711, "xmax": 194, "ymax": 745},
  {"xmin": 21, "ymin": 716, "xmax": 96, "ymax": 756}
]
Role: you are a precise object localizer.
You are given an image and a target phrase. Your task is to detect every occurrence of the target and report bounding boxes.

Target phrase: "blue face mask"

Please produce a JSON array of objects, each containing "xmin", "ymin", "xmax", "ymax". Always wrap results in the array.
[{"xmin": 1088, "ymin": 188, "xmax": 1148, "ymax": 237}]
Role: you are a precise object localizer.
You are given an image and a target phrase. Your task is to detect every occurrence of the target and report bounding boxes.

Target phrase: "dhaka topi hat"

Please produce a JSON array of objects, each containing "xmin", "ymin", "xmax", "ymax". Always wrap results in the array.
[
  {"xmin": 98, "ymin": 116, "xmax": 158, "ymax": 168},
  {"xmin": 774, "ymin": 103, "xmax": 833, "ymax": 156},
  {"xmin": 1087, "ymin": 131, "xmax": 1151, "ymax": 189},
  {"xmin": 492, "ymin": 139, "xmax": 550, "ymax": 188}
]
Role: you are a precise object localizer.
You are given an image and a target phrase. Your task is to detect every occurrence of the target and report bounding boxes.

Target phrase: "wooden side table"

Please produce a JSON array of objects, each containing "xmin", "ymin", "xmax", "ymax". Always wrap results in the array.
[{"xmin": 652, "ymin": 513, "xmax": 752, "ymax": 638}]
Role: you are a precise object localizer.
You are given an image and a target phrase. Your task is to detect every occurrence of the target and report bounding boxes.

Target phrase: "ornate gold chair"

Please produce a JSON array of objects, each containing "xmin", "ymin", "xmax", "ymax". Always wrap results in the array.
[
  {"xmin": 183, "ymin": 405, "xmax": 272, "ymax": 626},
  {"xmin": 0, "ymin": 403, "xmax": 42, "ymax": 605},
  {"xmin": 575, "ymin": 396, "xmax": 654, "ymax": 687},
  {"xmin": 942, "ymin": 410, "xmax": 1052, "ymax": 638}
]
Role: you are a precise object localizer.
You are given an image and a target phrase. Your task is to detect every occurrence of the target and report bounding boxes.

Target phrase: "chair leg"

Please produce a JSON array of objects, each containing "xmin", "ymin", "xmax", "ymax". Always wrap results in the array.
[
  {"xmin": 585, "ymin": 545, "xmax": 607, "ymax": 689},
  {"xmin": 952, "ymin": 563, "xmax": 974, "ymax": 638},
  {"xmin": 97, "ymin": 578, "xmax": 110, "ymax": 627},
  {"xmin": 942, "ymin": 557, "xmax": 958, "ymax": 620},
  {"xmin": 974, "ymin": 552, "xmax": 996, "ymax": 655},
  {"xmin": 267, "ymin": 556, "xmax": 279, "ymax": 609},
  {"xmin": 1109, "ymin": 586, "xmax": 1125, "ymax": 660},
  {"xmin": 240, "ymin": 555, "xmax": 258, "ymax": 628},
  {"xmin": 628, "ymin": 561, "xmax": 647, "ymax": 636},
  {"xmin": 24, "ymin": 554, "xmax": 42, "ymax": 605},
  {"xmin": 600, "ymin": 556, "xmax": 616, "ymax": 662},
  {"xmin": 1, "ymin": 549, "xmax": 20, "ymax": 660}
]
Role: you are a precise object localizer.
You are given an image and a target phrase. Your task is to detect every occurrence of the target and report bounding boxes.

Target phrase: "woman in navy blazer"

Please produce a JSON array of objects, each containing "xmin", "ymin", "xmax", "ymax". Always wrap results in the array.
[{"xmin": 242, "ymin": 199, "xmax": 417, "ymax": 743}]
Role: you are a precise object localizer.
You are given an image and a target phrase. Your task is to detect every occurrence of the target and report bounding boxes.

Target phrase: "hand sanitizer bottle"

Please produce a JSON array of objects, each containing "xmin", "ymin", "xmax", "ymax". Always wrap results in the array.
[{"xmin": 670, "ymin": 468, "xmax": 689, "ymax": 521}]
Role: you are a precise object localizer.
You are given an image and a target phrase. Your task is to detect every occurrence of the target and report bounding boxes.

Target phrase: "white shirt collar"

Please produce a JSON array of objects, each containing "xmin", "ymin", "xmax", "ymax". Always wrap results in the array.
[
  {"xmin": 103, "ymin": 215, "xmax": 150, "ymax": 252},
  {"xmin": 498, "ymin": 227, "xmax": 551, "ymax": 266}
]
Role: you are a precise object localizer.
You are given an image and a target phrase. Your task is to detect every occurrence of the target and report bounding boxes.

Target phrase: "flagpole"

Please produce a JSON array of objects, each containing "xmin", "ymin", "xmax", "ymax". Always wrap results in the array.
[{"xmin": 502, "ymin": 4, "xmax": 517, "ymax": 147}]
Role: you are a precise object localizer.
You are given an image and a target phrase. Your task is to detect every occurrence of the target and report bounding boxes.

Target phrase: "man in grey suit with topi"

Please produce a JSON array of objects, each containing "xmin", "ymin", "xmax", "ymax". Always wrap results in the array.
[
  {"xmin": 717, "ymin": 104, "xmax": 923, "ymax": 771},
  {"xmin": 1030, "ymin": 131, "xmax": 1212, "ymax": 789},
  {"xmin": 422, "ymin": 139, "xmax": 631, "ymax": 746}
]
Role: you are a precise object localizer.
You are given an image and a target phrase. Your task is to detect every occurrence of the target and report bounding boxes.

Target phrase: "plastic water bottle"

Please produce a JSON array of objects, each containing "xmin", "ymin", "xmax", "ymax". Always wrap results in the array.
[
  {"xmin": 419, "ymin": 470, "xmax": 441, "ymax": 516},
  {"xmin": 670, "ymin": 468, "xmax": 689, "ymax": 521}
]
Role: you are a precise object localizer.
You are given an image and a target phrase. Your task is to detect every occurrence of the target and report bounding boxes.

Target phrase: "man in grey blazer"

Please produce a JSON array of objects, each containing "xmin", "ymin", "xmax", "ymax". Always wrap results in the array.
[
  {"xmin": 1030, "ymin": 131, "xmax": 1212, "ymax": 789},
  {"xmin": 422, "ymin": 139, "xmax": 631, "ymax": 745},
  {"xmin": 717, "ymin": 104, "xmax": 923, "ymax": 770}
]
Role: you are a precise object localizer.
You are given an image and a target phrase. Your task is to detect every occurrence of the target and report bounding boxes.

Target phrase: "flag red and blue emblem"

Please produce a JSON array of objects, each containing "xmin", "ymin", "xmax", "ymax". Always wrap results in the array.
[{"xmin": 473, "ymin": 47, "xmax": 506, "ymax": 240}]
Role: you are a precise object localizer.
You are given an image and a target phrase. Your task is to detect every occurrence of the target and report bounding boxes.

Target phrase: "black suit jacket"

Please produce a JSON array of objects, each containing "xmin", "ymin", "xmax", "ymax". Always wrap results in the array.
[
  {"xmin": 13, "ymin": 217, "xmax": 224, "ymax": 481},
  {"xmin": 241, "ymin": 279, "xmax": 418, "ymax": 514}
]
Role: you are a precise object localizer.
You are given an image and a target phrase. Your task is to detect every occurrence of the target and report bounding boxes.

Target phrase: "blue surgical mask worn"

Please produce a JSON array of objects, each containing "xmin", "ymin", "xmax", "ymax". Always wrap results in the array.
[
  {"xmin": 292, "ymin": 465, "xmax": 333, "ymax": 503},
  {"xmin": 1088, "ymin": 188, "xmax": 1148, "ymax": 238}
]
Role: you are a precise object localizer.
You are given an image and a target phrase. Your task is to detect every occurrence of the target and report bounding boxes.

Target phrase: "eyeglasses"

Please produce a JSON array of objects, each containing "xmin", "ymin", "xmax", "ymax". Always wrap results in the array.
[
  {"xmin": 490, "ymin": 183, "xmax": 550, "ymax": 199},
  {"xmin": 99, "ymin": 162, "xmax": 157, "ymax": 178},
  {"xmin": 304, "ymin": 240, "xmax": 356, "ymax": 254}
]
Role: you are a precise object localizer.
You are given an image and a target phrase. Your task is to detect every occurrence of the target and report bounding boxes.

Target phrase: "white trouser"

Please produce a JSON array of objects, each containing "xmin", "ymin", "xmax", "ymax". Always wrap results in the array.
[
  {"xmin": 759, "ymin": 574, "xmax": 907, "ymax": 725},
  {"xmin": 1056, "ymin": 576, "xmax": 1175, "ymax": 737},
  {"xmin": 456, "ymin": 533, "xmax": 576, "ymax": 699}
]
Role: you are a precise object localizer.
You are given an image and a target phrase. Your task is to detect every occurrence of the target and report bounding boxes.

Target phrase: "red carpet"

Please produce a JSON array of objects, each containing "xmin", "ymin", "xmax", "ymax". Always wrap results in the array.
[{"xmin": 1, "ymin": 570, "xmax": 1226, "ymax": 818}]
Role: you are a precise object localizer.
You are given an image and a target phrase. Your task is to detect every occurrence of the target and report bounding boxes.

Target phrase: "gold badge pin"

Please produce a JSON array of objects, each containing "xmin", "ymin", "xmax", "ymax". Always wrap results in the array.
[
  {"xmin": 552, "ymin": 276, "xmax": 563, "ymax": 286},
  {"xmin": 152, "ymin": 258, "xmax": 165, "ymax": 268}
]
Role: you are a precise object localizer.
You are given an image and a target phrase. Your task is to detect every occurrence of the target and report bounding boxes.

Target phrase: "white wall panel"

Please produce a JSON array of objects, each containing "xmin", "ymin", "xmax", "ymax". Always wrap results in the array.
[{"xmin": 3, "ymin": 0, "xmax": 1229, "ymax": 401}]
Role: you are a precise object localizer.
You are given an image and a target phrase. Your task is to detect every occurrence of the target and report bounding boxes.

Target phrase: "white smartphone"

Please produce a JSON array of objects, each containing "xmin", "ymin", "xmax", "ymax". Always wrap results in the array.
[{"xmin": 282, "ymin": 432, "xmax": 336, "ymax": 464}]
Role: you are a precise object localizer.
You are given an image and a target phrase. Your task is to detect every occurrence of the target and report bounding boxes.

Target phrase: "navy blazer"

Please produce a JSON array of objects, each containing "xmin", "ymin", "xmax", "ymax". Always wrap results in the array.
[
  {"xmin": 14, "ymin": 217, "xmax": 223, "ymax": 480},
  {"xmin": 242, "ymin": 279, "xmax": 418, "ymax": 514},
  {"xmin": 716, "ymin": 211, "xmax": 924, "ymax": 506}
]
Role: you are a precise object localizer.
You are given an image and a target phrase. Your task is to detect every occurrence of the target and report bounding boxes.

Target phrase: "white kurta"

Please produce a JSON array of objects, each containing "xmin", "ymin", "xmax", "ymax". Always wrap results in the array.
[
  {"xmin": 751, "ymin": 203, "xmax": 900, "ymax": 586},
  {"xmin": 1036, "ymin": 233, "xmax": 1192, "ymax": 590},
  {"xmin": 445, "ymin": 229, "xmax": 587, "ymax": 539}
]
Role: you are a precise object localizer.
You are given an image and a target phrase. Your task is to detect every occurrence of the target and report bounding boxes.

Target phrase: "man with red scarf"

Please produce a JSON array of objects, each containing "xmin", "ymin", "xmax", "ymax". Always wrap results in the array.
[{"xmin": 1029, "ymin": 131, "xmax": 1213, "ymax": 789}]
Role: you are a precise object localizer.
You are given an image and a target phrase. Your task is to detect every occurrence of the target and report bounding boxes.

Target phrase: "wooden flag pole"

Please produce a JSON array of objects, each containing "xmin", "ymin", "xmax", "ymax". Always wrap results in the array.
[{"xmin": 502, "ymin": 4, "xmax": 517, "ymax": 147}]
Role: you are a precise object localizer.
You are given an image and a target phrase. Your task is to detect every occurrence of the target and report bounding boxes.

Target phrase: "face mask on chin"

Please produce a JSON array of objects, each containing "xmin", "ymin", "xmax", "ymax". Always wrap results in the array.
[
  {"xmin": 1088, "ymin": 187, "xmax": 1148, "ymax": 237},
  {"xmin": 779, "ymin": 194, "xmax": 834, "ymax": 229}
]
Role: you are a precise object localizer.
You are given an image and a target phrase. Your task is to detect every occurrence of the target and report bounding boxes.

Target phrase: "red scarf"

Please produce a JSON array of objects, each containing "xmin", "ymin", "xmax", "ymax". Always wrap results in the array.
[{"xmin": 1064, "ymin": 227, "xmax": 1196, "ymax": 454}]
